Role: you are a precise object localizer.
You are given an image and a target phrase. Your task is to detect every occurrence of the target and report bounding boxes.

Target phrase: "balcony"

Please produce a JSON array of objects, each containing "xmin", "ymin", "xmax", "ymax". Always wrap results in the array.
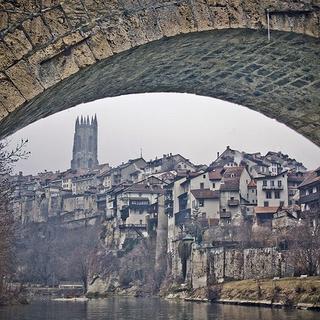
[
  {"xmin": 220, "ymin": 211, "xmax": 231, "ymax": 219},
  {"xmin": 228, "ymin": 199, "xmax": 239, "ymax": 207},
  {"xmin": 175, "ymin": 208, "xmax": 191, "ymax": 226},
  {"xmin": 299, "ymin": 191, "xmax": 320, "ymax": 204},
  {"xmin": 262, "ymin": 186, "xmax": 283, "ymax": 190},
  {"xmin": 127, "ymin": 204, "xmax": 150, "ymax": 211}
]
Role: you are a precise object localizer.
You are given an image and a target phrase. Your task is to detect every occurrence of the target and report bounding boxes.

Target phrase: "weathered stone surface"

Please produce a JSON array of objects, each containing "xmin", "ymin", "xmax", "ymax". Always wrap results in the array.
[
  {"xmin": 28, "ymin": 49, "xmax": 61, "ymax": 88},
  {"xmin": 0, "ymin": 76, "xmax": 25, "ymax": 112},
  {"xmin": 62, "ymin": 31, "xmax": 85, "ymax": 46},
  {"xmin": 42, "ymin": 0, "xmax": 61, "ymax": 7},
  {"xmin": 83, "ymin": 0, "xmax": 118, "ymax": 18},
  {"xmin": 0, "ymin": 0, "xmax": 319, "ymax": 145},
  {"xmin": 86, "ymin": 30, "xmax": 113, "ymax": 60},
  {"xmin": 0, "ymin": 102, "xmax": 9, "ymax": 120},
  {"xmin": 0, "ymin": 29, "xmax": 319, "ymax": 147},
  {"xmin": 138, "ymin": 9, "xmax": 163, "ymax": 42},
  {"xmin": 3, "ymin": 29, "xmax": 32, "ymax": 61},
  {"xmin": 43, "ymin": 8, "xmax": 70, "ymax": 38},
  {"xmin": 50, "ymin": 51, "xmax": 80, "ymax": 81},
  {"xmin": 0, "ymin": 12, "xmax": 9, "ymax": 32},
  {"xmin": 122, "ymin": 12, "xmax": 149, "ymax": 47},
  {"xmin": 6, "ymin": 60, "xmax": 44, "ymax": 100},
  {"xmin": 72, "ymin": 42, "xmax": 96, "ymax": 68},
  {"xmin": 191, "ymin": 1, "xmax": 214, "ymax": 31},
  {"xmin": 22, "ymin": 16, "xmax": 53, "ymax": 47},
  {"xmin": 61, "ymin": 0, "xmax": 91, "ymax": 28},
  {"xmin": 156, "ymin": 5, "xmax": 183, "ymax": 37},
  {"xmin": 99, "ymin": 17, "xmax": 131, "ymax": 53},
  {"xmin": 0, "ymin": 42, "xmax": 15, "ymax": 70}
]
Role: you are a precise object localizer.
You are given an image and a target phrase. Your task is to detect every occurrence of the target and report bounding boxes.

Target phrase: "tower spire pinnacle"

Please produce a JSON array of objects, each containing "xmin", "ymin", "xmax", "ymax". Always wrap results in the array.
[{"xmin": 71, "ymin": 115, "xmax": 99, "ymax": 171}]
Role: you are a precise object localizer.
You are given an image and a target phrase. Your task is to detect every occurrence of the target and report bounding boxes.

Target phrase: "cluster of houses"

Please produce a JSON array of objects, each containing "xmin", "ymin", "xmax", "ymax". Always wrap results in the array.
[
  {"xmin": 10, "ymin": 117, "xmax": 320, "ymax": 251},
  {"xmin": 10, "ymin": 146, "xmax": 320, "ymax": 246}
]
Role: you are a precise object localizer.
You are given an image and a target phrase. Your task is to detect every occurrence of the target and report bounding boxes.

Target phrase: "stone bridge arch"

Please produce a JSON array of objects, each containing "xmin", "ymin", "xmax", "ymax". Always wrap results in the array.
[{"xmin": 0, "ymin": 1, "xmax": 319, "ymax": 144}]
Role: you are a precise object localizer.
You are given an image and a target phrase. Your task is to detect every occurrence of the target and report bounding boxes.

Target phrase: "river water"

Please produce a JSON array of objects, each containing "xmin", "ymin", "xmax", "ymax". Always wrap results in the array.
[{"xmin": 0, "ymin": 297, "xmax": 319, "ymax": 320}]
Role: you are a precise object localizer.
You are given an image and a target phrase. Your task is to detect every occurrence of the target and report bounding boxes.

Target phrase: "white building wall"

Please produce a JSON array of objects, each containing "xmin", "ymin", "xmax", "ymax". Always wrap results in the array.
[{"xmin": 256, "ymin": 172, "xmax": 288, "ymax": 207}]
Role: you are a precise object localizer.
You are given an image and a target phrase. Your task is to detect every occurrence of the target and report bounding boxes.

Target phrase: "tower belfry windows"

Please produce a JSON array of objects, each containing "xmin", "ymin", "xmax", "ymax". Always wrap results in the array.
[{"xmin": 71, "ymin": 115, "xmax": 99, "ymax": 171}]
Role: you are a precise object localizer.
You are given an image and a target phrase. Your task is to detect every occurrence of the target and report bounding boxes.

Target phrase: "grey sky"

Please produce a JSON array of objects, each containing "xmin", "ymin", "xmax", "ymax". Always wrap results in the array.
[{"xmin": 8, "ymin": 93, "xmax": 320, "ymax": 175}]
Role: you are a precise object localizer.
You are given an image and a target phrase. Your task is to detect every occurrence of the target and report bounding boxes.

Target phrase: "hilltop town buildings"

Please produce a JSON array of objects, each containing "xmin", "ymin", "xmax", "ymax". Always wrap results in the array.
[{"xmin": 10, "ymin": 116, "xmax": 319, "ymax": 252}]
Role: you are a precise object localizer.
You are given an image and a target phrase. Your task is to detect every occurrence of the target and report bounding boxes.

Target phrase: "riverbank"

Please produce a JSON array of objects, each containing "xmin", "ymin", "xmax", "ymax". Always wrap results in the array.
[{"xmin": 181, "ymin": 277, "xmax": 320, "ymax": 310}]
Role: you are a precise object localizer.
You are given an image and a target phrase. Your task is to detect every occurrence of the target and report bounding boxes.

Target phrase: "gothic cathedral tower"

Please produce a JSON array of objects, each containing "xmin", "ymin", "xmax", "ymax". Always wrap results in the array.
[{"xmin": 71, "ymin": 115, "xmax": 99, "ymax": 170}]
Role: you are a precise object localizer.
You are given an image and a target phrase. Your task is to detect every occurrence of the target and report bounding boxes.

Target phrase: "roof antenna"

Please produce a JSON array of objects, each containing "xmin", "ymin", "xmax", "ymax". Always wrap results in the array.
[{"xmin": 140, "ymin": 148, "xmax": 143, "ymax": 158}]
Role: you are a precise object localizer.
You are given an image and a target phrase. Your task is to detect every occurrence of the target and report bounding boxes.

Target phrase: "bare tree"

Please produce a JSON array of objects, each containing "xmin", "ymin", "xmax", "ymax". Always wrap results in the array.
[
  {"xmin": 286, "ymin": 217, "xmax": 320, "ymax": 276},
  {"xmin": 0, "ymin": 139, "xmax": 29, "ymax": 303}
]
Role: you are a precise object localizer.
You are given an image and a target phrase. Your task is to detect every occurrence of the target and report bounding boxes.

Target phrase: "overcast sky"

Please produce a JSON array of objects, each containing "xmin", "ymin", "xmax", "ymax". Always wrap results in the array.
[{"xmin": 7, "ymin": 93, "xmax": 320, "ymax": 175}]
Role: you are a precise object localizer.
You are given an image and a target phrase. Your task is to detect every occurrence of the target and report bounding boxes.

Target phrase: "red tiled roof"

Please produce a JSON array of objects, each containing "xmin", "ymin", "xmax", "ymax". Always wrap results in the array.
[
  {"xmin": 220, "ymin": 166, "xmax": 245, "ymax": 191},
  {"xmin": 208, "ymin": 167, "xmax": 224, "ymax": 180},
  {"xmin": 248, "ymin": 180, "xmax": 257, "ymax": 188},
  {"xmin": 191, "ymin": 189, "xmax": 220, "ymax": 199}
]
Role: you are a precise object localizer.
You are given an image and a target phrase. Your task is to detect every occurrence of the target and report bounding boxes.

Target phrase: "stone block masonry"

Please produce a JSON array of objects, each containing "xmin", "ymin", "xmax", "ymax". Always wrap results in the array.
[
  {"xmin": 0, "ymin": 1, "xmax": 319, "ymax": 146},
  {"xmin": 190, "ymin": 246, "xmax": 291, "ymax": 289}
]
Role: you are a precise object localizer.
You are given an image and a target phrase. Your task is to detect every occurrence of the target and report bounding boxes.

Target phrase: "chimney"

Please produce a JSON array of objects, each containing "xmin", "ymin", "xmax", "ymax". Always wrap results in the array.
[{"xmin": 217, "ymin": 152, "xmax": 220, "ymax": 158}]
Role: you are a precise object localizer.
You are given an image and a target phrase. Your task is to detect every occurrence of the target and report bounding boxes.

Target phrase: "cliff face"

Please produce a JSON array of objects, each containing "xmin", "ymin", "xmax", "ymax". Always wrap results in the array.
[{"xmin": 87, "ymin": 235, "xmax": 159, "ymax": 297}]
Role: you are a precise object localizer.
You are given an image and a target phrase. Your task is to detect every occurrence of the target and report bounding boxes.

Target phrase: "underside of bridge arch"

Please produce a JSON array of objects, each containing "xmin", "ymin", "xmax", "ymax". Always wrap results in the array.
[{"xmin": 0, "ymin": 28, "xmax": 319, "ymax": 146}]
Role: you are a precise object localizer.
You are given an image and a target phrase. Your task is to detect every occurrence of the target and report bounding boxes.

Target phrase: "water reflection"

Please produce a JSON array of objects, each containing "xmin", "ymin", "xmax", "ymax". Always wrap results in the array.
[{"xmin": 0, "ymin": 297, "xmax": 318, "ymax": 320}]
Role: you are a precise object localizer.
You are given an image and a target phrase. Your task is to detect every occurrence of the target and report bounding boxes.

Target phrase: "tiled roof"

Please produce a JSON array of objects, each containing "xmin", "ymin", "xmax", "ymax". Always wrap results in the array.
[
  {"xmin": 287, "ymin": 171, "xmax": 306, "ymax": 183},
  {"xmin": 191, "ymin": 189, "xmax": 220, "ymax": 199},
  {"xmin": 254, "ymin": 206, "xmax": 279, "ymax": 214},
  {"xmin": 208, "ymin": 167, "xmax": 224, "ymax": 180},
  {"xmin": 220, "ymin": 166, "xmax": 245, "ymax": 191},
  {"xmin": 125, "ymin": 183, "xmax": 164, "ymax": 194},
  {"xmin": 247, "ymin": 180, "xmax": 257, "ymax": 188},
  {"xmin": 299, "ymin": 168, "xmax": 320, "ymax": 188}
]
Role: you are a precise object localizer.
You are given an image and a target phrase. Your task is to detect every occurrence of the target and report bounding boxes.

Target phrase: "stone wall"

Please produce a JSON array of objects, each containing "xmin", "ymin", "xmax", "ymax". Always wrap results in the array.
[
  {"xmin": 189, "ymin": 245, "xmax": 293, "ymax": 289},
  {"xmin": 0, "ymin": 1, "xmax": 319, "ymax": 145}
]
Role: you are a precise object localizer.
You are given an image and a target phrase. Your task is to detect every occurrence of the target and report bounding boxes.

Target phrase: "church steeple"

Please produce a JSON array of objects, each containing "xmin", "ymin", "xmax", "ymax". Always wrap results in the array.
[{"xmin": 71, "ymin": 115, "xmax": 99, "ymax": 171}]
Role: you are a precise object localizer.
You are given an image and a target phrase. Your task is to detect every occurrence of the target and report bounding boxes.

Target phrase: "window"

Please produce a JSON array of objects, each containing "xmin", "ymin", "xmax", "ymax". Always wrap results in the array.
[
  {"xmin": 278, "ymin": 180, "xmax": 282, "ymax": 187},
  {"xmin": 200, "ymin": 182, "xmax": 204, "ymax": 189},
  {"xmin": 280, "ymin": 201, "xmax": 284, "ymax": 207},
  {"xmin": 275, "ymin": 191, "xmax": 280, "ymax": 199},
  {"xmin": 88, "ymin": 136, "xmax": 93, "ymax": 152},
  {"xmin": 271, "ymin": 181, "xmax": 275, "ymax": 187},
  {"xmin": 231, "ymin": 196, "xmax": 234, "ymax": 200},
  {"xmin": 199, "ymin": 199, "xmax": 204, "ymax": 207},
  {"xmin": 212, "ymin": 183, "xmax": 215, "ymax": 188},
  {"xmin": 266, "ymin": 191, "xmax": 272, "ymax": 199},
  {"xmin": 140, "ymin": 220, "xmax": 143, "ymax": 225},
  {"xmin": 252, "ymin": 189, "xmax": 255, "ymax": 193},
  {"xmin": 264, "ymin": 201, "xmax": 269, "ymax": 207},
  {"xmin": 263, "ymin": 180, "xmax": 267, "ymax": 186},
  {"xmin": 203, "ymin": 174, "xmax": 206, "ymax": 178}
]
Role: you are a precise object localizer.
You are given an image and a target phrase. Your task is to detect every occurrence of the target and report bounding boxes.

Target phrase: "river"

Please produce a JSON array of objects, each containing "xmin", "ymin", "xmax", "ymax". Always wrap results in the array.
[{"xmin": 0, "ymin": 297, "xmax": 319, "ymax": 320}]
